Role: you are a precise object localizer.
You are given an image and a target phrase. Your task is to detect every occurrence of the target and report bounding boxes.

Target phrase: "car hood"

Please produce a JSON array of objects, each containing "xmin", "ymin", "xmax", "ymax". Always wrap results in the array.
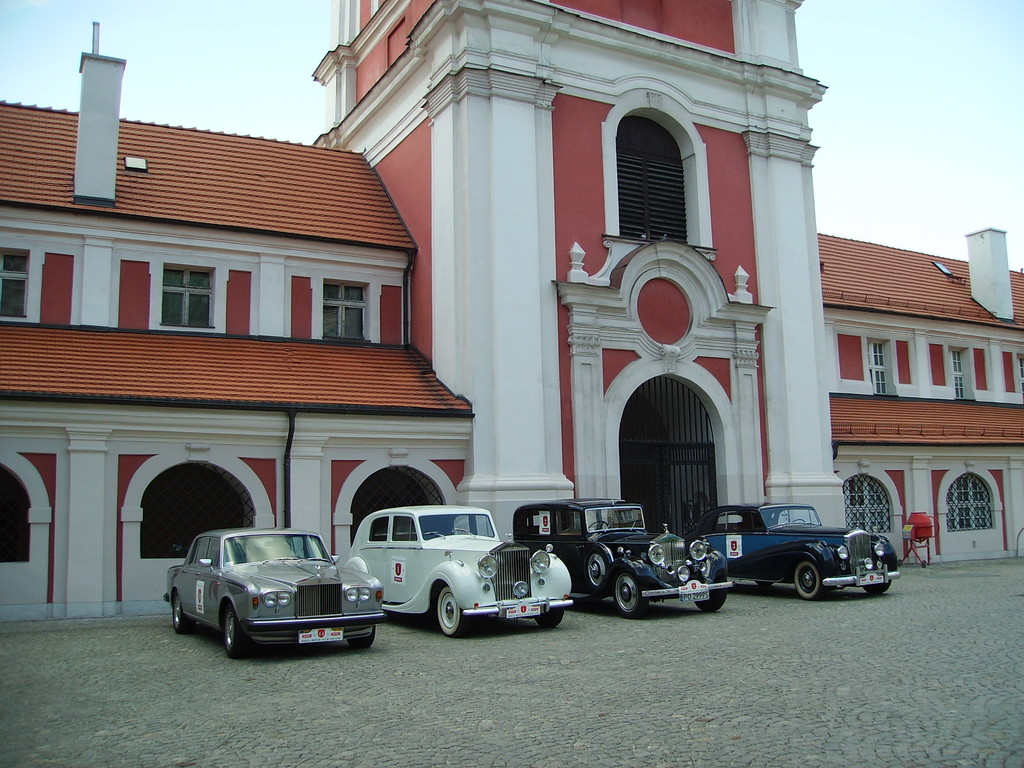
[
  {"xmin": 225, "ymin": 560, "xmax": 377, "ymax": 589},
  {"xmin": 766, "ymin": 524, "xmax": 856, "ymax": 537},
  {"xmin": 420, "ymin": 536, "xmax": 505, "ymax": 557},
  {"xmin": 591, "ymin": 530, "xmax": 655, "ymax": 545}
]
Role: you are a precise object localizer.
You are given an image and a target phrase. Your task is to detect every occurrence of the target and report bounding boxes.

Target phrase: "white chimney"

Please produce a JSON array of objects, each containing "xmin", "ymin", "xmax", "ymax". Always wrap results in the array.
[
  {"xmin": 74, "ymin": 26, "xmax": 125, "ymax": 206},
  {"xmin": 967, "ymin": 228, "xmax": 1013, "ymax": 320}
]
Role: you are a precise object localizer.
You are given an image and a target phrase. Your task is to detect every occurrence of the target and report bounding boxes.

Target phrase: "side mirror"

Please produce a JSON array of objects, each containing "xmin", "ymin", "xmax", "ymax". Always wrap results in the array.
[{"xmin": 198, "ymin": 558, "xmax": 212, "ymax": 566}]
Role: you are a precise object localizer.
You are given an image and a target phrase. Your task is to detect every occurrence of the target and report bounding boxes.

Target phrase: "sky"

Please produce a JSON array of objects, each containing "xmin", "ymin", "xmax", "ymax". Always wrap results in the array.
[{"xmin": 1, "ymin": 0, "xmax": 1022, "ymax": 268}]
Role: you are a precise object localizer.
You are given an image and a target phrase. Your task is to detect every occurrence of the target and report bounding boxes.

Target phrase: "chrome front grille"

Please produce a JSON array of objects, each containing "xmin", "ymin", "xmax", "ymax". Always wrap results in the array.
[
  {"xmin": 295, "ymin": 583, "xmax": 343, "ymax": 618},
  {"xmin": 847, "ymin": 530, "xmax": 872, "ymax": 564},
  {"xmin": 493, "ymin": 545, "xmax": 531, "ymax": 601},
  {"xmin": 652, "ymin": 540, "xmax": 690, "ymax": 585}
]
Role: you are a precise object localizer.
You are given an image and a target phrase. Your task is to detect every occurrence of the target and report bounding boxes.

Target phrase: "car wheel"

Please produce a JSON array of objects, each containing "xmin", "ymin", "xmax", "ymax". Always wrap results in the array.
[
  {"xmin": 863, "ymin": 582, "xmax": 892, "ymax": 595},
  {"xmin": 435, "ymin": 585, "xmax": 473, "ymax": 638},
  {"xmin": 586, "ymin": 550, "xmax": 610, "ymax": 588},
  {"xmin": 222, "ymin": 604, "xmax": 253, "ymax": 658},
  {"xmin": 793, "ymin": 560, "xmax": 824, "ymax": 600},
  {"xmin": 171, "ymin": 591, "xmax": 195, "ymax": 634},
  {"xmin": 612, "ymin": 572, "xmax": 649, "ymax": 619},
  {"xmin": 534, "ymin": 608, "xmax": 564, "ymax": 629},
  {"xmin": 346, "ymin": 626, "xmax": 376, "ymax": 649},
  {"xmin": 696, "ymin": 577, "xmax": 728, "ymax": 613}
]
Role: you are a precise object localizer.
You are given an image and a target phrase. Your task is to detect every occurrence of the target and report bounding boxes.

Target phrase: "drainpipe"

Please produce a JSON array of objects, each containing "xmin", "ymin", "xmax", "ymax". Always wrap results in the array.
[{"xmin": 282, "ymin": 409, "xmax": 296, "ymax": 528}]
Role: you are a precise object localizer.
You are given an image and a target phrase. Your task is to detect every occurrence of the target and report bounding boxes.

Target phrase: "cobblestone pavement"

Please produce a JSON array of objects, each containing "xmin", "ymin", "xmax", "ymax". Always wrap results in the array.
[{"xmin": 1, "ymin": 558, "xmax": 1023, "ymax": 768}]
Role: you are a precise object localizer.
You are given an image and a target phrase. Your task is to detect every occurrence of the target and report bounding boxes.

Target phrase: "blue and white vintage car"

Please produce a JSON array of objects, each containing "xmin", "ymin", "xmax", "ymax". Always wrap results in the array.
[
  {"xmin": 165, "ymin": 528, "xmax": 386, "ymax": 657},
  {"xmin": 688, "ymin": 504, "xmax": 900, "ymax": 600},
  {"xmin": 347, "ymin": 505, "xmax": 573, "ymax": 637}
]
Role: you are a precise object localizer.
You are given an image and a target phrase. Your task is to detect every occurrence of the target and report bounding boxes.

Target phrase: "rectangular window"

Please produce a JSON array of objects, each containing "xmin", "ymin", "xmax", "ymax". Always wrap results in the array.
[
  {"xmin": 0, "ymin": 252, "xmax": 28, "ymax": 317},
  {"xmin": 1019, "ymin": 356, "xmax": 1024, "ymax": 394},
  {"xmin": 868, "ymin": 341, "xmax": 888, "ymax": 395},
  {"xmin": 162, "ymin": 267, "xmax": 212, "ymax": 327},
  {"xmin": 950, "ymin": 349, "xmax": 966, "ymax": 399},
  {"xmin": 323, "ymin": 282, "xmax": 365, "ymax": 339}
]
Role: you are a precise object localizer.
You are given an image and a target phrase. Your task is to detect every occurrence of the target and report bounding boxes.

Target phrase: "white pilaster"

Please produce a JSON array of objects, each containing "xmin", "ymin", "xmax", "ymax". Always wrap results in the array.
[
  {"xmin": 79, "ymin": 237, "xmax": 114, "ymax": 326},
  {"xmin": 65, "ymin": 427, "xmax": 111, "ymax": 614}
]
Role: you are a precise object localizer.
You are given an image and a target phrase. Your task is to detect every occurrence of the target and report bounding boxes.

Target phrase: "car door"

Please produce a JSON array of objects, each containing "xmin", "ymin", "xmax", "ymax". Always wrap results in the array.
[
  {"xmin": 358, "ymin": 516, "xmax": 393, "ymax": 600},
  {"xmin": 176, "ymin": 536, "xmax": 215, "ymax": 620},
  {"xmin": 384, "ymin": 514, "xmax": 420, "ymax": 605},
  {"xmin": 704, "ymin": 510, "xmax": 777, "ymax": 581},
  {"xmin": 190, "ymin": 536, "xmax": 218, "ymax": 622}
]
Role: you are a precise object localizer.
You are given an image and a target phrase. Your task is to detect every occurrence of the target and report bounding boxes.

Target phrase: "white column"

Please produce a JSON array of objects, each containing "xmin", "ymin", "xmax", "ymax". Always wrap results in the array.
[
  {"xmin": 425, "ymin": 68, "xmax": 572, "ymax": 529},
  {"xmin": 288, "ymin": 431, "xmax": 328, "ymax": 533},
  {"xmin": 65, "ymin": 427, "xmax": 111, "ymax": 615},
  {"xmin": 257, "ymin": 254, "xmax": 286, "ymax": 337},
  {"xmin": 746, "ymin": 131, "xmax": 842, "ymax": 520}
]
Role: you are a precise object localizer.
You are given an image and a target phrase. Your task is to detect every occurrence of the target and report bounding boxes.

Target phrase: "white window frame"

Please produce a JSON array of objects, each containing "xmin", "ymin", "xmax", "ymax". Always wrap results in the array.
[
  {"xmin": 0, "ymin": 251, "xmax": 29, "ymax": 318},
  {"xmin": 322, "ymin": 281, "xmax": 366, "ymax": 340},
  {"xmin": 950, "ymin": 348, "xmax": 968, "ymax": 399},
  {"xmin": 161, "ymin": 266, "xmax": 214, "ymax": 328},
  {"xmin": 868, "ymin": 340, "xmax": 889, "ymax": 395}
]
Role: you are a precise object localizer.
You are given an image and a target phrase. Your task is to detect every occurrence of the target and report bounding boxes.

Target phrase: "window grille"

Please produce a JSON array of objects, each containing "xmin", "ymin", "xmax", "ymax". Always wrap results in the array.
[
  {"xmin": 0, "ymin": 253, "xmax": 28, "ymax": 318},
  {"xmin": 616, "ymin": 116, "xmax": 686, "ymax": 242},
  {"xmin": 162, "ymin": 267, "xmax": 212, "ymax": 327},
  {"xmin": 140, "ymin": 463, "xmax": 255, "ymax": 558},
  {"xmin": 323, "ymin": 283, "xmax": 365, "ymax": 339},
  {"xmin": 945, "ymin": 473, "xmax": 992, "ymax": 531},
  {"xmin": 349, "ymin": 467, "xmax": 443, "ymax": 542},
  {"xmin": 843, "ymin": 474, "xmax": 891, "ymax": 532},
  {"xmin": 0, "ymin": 467, "xmax": 30, "ymax": 562}
]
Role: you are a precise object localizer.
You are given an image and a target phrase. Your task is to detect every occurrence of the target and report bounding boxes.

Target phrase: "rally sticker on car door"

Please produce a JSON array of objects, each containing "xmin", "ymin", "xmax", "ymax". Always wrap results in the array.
[
  {"xmin": 391, "ymin": 557, "xmax": 405, "ymax": 584},
  {"xmin": 534, "ymin": 513, "xmax": 551, "ymax": 535},
  {"xmin": 725, "ymin": 535, "xmax": 743, "ymax": 558},
  {"xmin": 195, "ymin": 580, "xmax": 206, "ymax": 613}
]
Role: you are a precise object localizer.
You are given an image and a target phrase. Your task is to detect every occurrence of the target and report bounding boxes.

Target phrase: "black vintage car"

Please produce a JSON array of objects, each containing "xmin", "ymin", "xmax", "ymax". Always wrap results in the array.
[
  {"xmin": 512, "ymin": 499, "xmax": 731, "ymax": 618},
  {"xmin": 688, "ymin": 503, "xmax": 900, "ymax": 600}
]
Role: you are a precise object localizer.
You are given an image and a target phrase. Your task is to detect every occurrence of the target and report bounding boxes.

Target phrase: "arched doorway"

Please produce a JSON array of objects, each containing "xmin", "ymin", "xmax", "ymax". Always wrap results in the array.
[
  {"xmin": 0, "ymin": 466, "xmax": 30, "ymax": 562},
  {"xmin": 140, "ymin": 463, "xmax": 255, "ymax": 559},
  {"xmin": 350, "ymin": 466, "xmax": 444, "ymax": 542},
  {"xmin": 619, "ymin": 376, "xmax": 717, "ymax": 533}
]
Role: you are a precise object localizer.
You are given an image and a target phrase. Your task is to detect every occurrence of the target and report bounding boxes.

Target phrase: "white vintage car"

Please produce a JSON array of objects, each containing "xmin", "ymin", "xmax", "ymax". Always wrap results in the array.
[{"xmin": 347, "ymin": 505, "xmax": 573, "ymax": 637}]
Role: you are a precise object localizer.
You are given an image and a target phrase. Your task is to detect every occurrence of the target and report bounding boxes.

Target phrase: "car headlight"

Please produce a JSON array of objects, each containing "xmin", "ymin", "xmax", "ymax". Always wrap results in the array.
[
  {"xmin": 530, "ymin": 550, "xmax": 550, "ymax": 574},
  {"xmin": 648, "ymin": 543, "xmax": 667, "ymax": 567},
  {"xmin": 675, "ymin": 564, "xmax": 691, "ymax": 583},
  {"xmin": 359, "ymin": 587, "xmax": 371, "ymax": 602},
  {"xmin": 837, "ymin": 545, "xmax": 850, "ymax": 560},
  {"xmin": 874, "ymin": 542, "xmax": 886, "ymax": 557},
  {"xmin": 513, "ymin": 581, "xmax": 529, "ymax": 598},
  {"xmin": 478, "ymin": 554, "xmax": 498, "ymax": 579},
  {"xmin": 345, "ymin": 586, "xmax": 360, "ymax": 602},
  {"xmin": 262, "ymin": 590, "xmax": 291, "ymax": 608},
  {"xmin": 689, "ymin": 539, "xmax": 709, "ymax": 561}
]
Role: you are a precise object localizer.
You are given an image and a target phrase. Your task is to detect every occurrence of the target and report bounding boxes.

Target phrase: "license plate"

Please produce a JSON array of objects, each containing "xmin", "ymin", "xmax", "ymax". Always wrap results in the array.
[
  {"xmin": 299, "ymin": 627, "xmax": 344, "ymax": 644},
  {"xmin": 503, "ymin": 603, "xmax": 542, "ymax": 618},
  {"xmin": 858, "ymin": 571, "xmax": 886, "ymax": 586},
  {"xmin": 679, "ymin": 580, "xmax": 710, "ymax": 602}
]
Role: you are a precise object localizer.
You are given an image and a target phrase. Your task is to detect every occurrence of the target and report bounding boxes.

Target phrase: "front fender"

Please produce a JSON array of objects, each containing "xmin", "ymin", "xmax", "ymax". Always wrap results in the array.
[
  {"xmin": 706, "ymin": 549, "xmax": 729, "ymax": 581},
  {"xmin": 343, "ymin": 556, "xmax": 371, "ymax": 575},
  {"xmin": 791, "ymin": 541, "xmax": 840, "ymax": 578}
]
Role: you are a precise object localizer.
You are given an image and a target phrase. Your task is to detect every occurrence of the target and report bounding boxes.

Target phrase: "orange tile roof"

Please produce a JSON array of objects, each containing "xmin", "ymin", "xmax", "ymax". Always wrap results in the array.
[
  {"xmin": 831, "ymin": 395, "xmax": 1024, "ymax": 445},
  {"xmin": 0, "ymin": 103, "xmax": 414, "ymax": 250},
  {"xmin": 0, "ymin": 326, "xmax": 471, "ymax": 416},
  {"xmin": 818, "ymin": 234, "xmax": 1024, "ymax": 327}
]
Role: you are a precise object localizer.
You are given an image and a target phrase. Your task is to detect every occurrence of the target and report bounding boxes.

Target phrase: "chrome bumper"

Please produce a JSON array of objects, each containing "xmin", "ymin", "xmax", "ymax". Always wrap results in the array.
[
  {"xmin": 643, "ymin": 581, "xmax": 733, "ymax": 599},
  {"xmin": 244, "ymin": 610, "xmax": 387, "ymax": 632},
  {"xmin": 823, "ymin": 569, "xmax": 901, "ymax": 588},
  {"xmin": 464, "ymin": 598, "xmax": 574, "ymax": 617}
]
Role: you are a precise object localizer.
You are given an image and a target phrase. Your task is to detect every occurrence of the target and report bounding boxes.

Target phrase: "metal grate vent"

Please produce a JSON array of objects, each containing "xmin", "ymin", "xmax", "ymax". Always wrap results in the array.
[
  {"xmin": 295, "ymin": 583, "xmax": 344, "ymax": 618},
  {"xmin": 492, "ymin": 545, "xmax": 531, "ymax": 601}
]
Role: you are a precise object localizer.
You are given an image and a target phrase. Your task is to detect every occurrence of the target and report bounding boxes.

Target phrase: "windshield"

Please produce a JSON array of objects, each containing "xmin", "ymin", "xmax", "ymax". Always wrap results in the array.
[
  {"xmin": 419, "ymin": 513, "xmax": 496, "ymax": 540},
  {"xmin": 762, "ymin": 506, "xmax": 821, "ymax": 527},
  {"xmin": 584, "ymin": 505, "xmax": 645, "ymax": 531},
  {"xmin": 223, "ymin": 533, "xmax": 331, "ymax": 565}
]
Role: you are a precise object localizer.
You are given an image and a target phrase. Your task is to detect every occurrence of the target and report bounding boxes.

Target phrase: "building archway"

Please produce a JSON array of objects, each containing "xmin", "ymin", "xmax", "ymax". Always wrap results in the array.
[
  {"xmin": 0, "ymin": 466, "xmax": 30, "ymax": 563},
  {"xmin": 349, "ymin": 466, "xmax": 444, "ymax": 542},
  {"xmin": 140, "ymin": 462, "xmax": 255, "ymax": 559},
  {"xmin": 618, "ymin": 376, "xmax": 717, "ymax": 533}
]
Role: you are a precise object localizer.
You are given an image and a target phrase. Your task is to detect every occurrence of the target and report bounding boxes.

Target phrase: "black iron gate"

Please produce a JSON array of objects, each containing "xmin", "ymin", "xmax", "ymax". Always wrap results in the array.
[{"xmin": 619, "ymin": 376, "xmax": 717, "ymax": 533}]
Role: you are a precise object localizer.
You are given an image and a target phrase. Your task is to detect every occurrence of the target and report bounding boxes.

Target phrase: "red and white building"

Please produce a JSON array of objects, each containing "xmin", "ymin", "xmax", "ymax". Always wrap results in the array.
[{"xmin": 1, "ymin": 0, "xmax": 1020, "ymax": 619}]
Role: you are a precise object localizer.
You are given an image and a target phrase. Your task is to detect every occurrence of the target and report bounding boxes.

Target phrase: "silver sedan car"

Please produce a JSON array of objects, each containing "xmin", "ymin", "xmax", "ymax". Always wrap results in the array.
[{"xmin": 165, "ymin": 528, "xmax": 386, "ymax": 658}]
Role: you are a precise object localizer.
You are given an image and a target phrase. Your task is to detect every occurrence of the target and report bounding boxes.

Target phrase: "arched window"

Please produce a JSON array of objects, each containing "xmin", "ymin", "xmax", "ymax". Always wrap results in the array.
[
  {"xmin": 616, "ymin": 116, "xmax": 687, "ymax": 242},
  {"xmin": 843, "ymin": 474, "xmax": 891, "ymax": 532},
  {"xmin": 945, "ymin": 473, "xmax": 993, "ymax": 531},
  {"xmin": 140, "ymin": 463, "xmax": 255, "ymax": 559},
  {"xmin": 0, "ymin": 467, "xmax": 30, "ymax": 562},
  {"xmin": 350, "ymin": 466, "xmax": 444, "ymax": 542}
]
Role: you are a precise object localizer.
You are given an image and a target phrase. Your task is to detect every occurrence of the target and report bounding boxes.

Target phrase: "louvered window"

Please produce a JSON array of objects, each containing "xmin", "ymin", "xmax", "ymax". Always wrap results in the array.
[{"xmin": 616, "ymin": 116, "xmax": 686, "ymax": 242}]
